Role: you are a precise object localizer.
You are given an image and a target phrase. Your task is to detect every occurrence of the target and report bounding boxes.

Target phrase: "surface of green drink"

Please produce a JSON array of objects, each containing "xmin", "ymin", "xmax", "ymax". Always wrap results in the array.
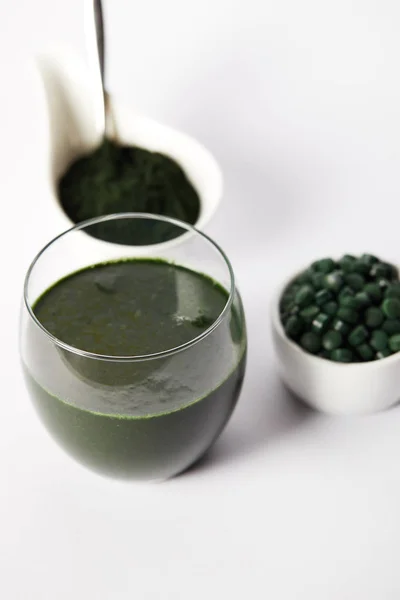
[{"xmin": 23, "ymin": 259, "xmax": 246, "ymax": 479}]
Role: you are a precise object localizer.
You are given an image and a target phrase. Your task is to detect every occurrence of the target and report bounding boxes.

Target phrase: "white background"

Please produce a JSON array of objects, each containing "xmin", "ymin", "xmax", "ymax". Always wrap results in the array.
[{"xmin": 2, "ymin": 0, "xmax": 400, "ymax": 598}]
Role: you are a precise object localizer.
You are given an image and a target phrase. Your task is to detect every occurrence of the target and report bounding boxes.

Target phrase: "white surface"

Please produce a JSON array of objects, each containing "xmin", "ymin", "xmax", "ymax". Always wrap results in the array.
[{"xmin": 3, "ymin": 0, "xmax": 400, "ymax": 598}]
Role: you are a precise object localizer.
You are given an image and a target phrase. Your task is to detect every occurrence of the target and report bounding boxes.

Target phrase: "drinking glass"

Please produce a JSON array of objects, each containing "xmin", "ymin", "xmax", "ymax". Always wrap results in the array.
[{"xmin": 20, "ymin": 214, "xmax": 247, "ymax": 480}]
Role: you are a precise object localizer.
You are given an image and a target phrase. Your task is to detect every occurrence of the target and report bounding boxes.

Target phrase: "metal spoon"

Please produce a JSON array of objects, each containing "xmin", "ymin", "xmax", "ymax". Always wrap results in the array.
[{"xmin": 93, "ymin": 0, "xmax": 116, "ymax": 139}]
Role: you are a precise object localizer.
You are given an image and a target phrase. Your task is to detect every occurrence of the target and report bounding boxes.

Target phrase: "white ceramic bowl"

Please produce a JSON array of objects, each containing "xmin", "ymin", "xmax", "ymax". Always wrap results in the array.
[
  {"xmin": 271, "ymin": 274, "xmax": 400, "ymax": 416},
  {"xmin": 34, "ymin": 47, "xmax": 223, "ymax": 241}
]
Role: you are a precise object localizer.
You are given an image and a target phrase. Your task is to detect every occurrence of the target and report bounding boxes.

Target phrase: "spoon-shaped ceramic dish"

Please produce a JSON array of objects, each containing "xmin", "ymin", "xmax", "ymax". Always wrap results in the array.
[
  {"xmin": 33, "ymin": 38, "xmax": 223, "ymax": 247},
  {"xmin": 271, "ymin": 270, "xmax": 400, "ymax": 416}
]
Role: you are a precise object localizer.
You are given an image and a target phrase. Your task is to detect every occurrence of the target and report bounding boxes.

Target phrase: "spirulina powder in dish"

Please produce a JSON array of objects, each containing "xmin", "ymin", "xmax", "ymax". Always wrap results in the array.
[{"xmin": 58, "ymin": 139, "xmax": 201, "ymax": 244}]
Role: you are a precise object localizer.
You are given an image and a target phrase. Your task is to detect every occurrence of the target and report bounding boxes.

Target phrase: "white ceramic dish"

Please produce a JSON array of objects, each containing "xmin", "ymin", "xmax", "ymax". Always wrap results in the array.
[
  {"xmin": 271, "ymin": 273, "xmax": 400, "ymax": 416},
  {"xmin": 34, "ymin": 47, "xmax": 223, "ymax": 244}
]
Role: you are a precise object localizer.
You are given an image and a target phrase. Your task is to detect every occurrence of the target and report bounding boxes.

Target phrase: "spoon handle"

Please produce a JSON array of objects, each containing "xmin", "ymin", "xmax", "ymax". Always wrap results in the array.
[
  {"xmin": 93, "ymin": 0, "xmax": 116, "ymax": 139},
  {"xmin": 93, "ymin": 0, "xmax": 105, "ymax": 83}
]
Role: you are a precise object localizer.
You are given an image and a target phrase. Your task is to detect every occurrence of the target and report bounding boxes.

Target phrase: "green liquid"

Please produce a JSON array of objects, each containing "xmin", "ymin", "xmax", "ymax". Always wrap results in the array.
[{"xmin": 23, "ymin": 260, "xmax": 246, "ymax": 479}]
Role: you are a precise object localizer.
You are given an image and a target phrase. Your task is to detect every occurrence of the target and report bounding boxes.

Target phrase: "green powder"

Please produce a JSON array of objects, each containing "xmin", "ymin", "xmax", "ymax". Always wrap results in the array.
[{"xmin": 58, "ymin": 139, "xmax": 201, "ymax": 244}]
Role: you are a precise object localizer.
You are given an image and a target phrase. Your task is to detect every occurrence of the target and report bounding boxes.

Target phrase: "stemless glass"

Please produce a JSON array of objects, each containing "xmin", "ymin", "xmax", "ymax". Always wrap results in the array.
[{"xmin": 20, "ymin": 214, "xmax": 247, "ymax": 480}]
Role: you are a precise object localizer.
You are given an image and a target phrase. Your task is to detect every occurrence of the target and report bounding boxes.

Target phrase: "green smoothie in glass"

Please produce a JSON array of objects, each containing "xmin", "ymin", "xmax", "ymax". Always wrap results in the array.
[{"xmin": 20, "ymin": 214, "xmax": 247, "ymax": 480}]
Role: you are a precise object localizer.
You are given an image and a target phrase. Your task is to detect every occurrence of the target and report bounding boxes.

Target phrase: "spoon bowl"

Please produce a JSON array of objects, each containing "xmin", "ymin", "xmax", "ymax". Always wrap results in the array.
[{"xmin": 34, "ymin": 48, "xmax": 223, "ymax": 245}]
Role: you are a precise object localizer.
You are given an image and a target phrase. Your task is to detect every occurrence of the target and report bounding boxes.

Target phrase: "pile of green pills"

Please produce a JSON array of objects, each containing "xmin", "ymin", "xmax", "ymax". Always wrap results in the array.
[{"xmin": 280, "ymin": 254, "xmax": 400, "ymax": 363}]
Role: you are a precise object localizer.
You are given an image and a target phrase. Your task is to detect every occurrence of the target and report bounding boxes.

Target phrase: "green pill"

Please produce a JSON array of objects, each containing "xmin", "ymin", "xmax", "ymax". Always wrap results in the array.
[
  {"xmin": 311, "ymin": 313, "xmax": 330, "ymax": 334},
  {"xmin": 354, "ymin": 291, "xmax": 371, "ymax": 309},
  {"xmin": 295, "ymin": 270, "xmax": 312, "ymax": 284},
  {"xmin": 382, "ymin": 298, "xmax": 400, "ymax": 318},
  {"xmin": 364, "ymin": 283, "xmax": 381, "ymax": 304},
  {"xmin": 385, "ymin": 283, "xmax": 400, "ymax": 299},
  {"xmin": 281, "ymin": 303, "xmax": 298, "ymax": 318},
  {"xmin": 311, "ymin": 272, "xmax": 325, "ymax": 289},
  {"xmin": 300, "ymin": 305, "xmax": 319, "ymax": 322},
  {"xmin": 365, "ymin": 307, "xmax": 384, "ymax": 328},
  {"xmin": 338, "ymin": 286, "xmax": 355, "ymax": 300},
  {"xmin": 382, "ymin": 319, "xmax": 400, "ymax": 335},
  {"xmin": 281, "ymin": 291, "xmax": 294, "ymax": 302},
  {"xmin": 284, "ymin": 315, "xmax": 304, "ymax": 339},
  {"xmin": 337, "ymin": 306, "xmax": 358, "ymax": 324},
  {"xmin": 360, "ymin": 254, "xmax": 379, "ymax": 265},
  {"xmin": 323, "ymin": 271, "xmax": 344, "ymax": 292},
  {"xmin": 323, "ymin": 301, "xmax": 338, "ymax": 316},
  {"xmin": 338, "ymin": 255, "xmax": 356, "ymax": 272},
  {"xmin": 376, "ymin": 348, "xmax": 392, "ymax": 359},
  {"xmin": 383, "ymin": 262, "xmax": 398, "ymax": 280},
  {"xmin": 356, "ymin": 343, "xmax": 374, "ymax": 361},
  {"xmin": 345, "ymin": 273, "xmax": 365, "ymax": 291},
  {"xmin": 300, "ymin": 332, "xmax": 321, "ymax": 354},
  {"xmin": 370, "ymin": 262, "xmax": 397, "ymax": 280},
  {"xmin": 348, "ymin": 325, "xmax": 368, "ymax": 346},
  {"xmin": 339, "ymin": 295, "xmax": 360, "ymax": 310},
  {"xmin": 370, "ymin": 330, "xmax": 388, "ymax": 351},
  {"xmin": 318, "ymin": 350, "xmax": 331, "ymax": 359},
  {"xmin": 280, "ymin": 295, "xmax": 294, "ymax": 311},
  {"xmin": 322, "ymin": 330, "xmax": 342, "ymax": 351},
  {"xmin": 377, "ymin": 278, "xmax": 390, "ymax": 291},
  {"xmin": 294, "ymin": 285, "xmax": 314, "ymax": 307},
  {"xmin": 332, "ymin": 318, "xmax": 350, "ymax": 335},
  {"xmin": 315, "ymin": 289, "xmax": 333, "ymax": 306},
  {"xmin": 341, "ymin": 254, "xmax": 356, "ymax": 261},
  {"xmin": 330, "ymin": 348, "xmax": 353, "ymax": 362},
  {"xmin": 351, "ymin": 260, "xmax": 370, "ymax": 276},
  {"xmin": 388, "ymin": 334, "xmax": 400, "ymax": 353},
  {"xmin": 312, "ymin": 258, "xmax": 336, "ymax": 274},
  {"xmin": 288, "ymin": 287, "xmax": 300, "ymax": 299}
]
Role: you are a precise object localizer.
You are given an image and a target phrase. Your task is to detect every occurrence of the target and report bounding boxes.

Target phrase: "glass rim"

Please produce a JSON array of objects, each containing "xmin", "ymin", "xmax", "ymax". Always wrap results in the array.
[{"xmin": 23, "ymin": 212, "xmax": 236, "ymax": 362}]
